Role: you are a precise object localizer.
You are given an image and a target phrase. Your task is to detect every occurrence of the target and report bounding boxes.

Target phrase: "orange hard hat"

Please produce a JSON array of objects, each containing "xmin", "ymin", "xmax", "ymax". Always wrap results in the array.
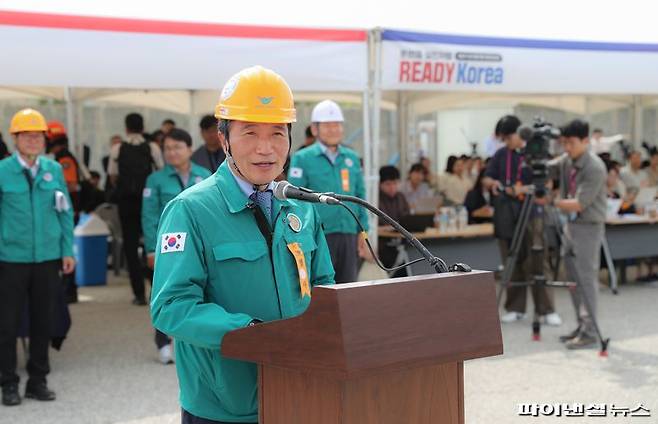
[
  {"xmin": 215, "ymin": 65, "xmax": 296, "ymax": 124},
  {"xmin": 47, "ymin": 120, "xmax": 67, "ymax": 141},
  {"xmin": 9, "ymin": 108, "xmax": 48, "ymax": 134}
]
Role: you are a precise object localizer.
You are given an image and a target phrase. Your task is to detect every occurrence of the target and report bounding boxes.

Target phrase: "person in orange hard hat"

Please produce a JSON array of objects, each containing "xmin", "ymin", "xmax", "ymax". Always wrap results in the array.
[
  {"xmin": 0, "ymin": 109, "xmax": 75, "ymax": 407},
  {"xmin": 151, "ymin": 66, "xmax": 334, "ymax": 424},
  {"xmin": 46, "ymin": 121, "xmax": 85, "ymax": 304}
]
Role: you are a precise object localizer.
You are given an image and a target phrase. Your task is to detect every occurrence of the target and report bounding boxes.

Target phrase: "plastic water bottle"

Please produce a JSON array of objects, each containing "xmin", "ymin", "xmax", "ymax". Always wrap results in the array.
[
  {"xmin": 438, "ymin": 207, "xmax": 449, "ymax": 233},
  {"xmin": 448, "ymin": 207, "xmax": 458, "ymax": 232},
  {"xmin": 457, "ymin": 206, "xmax": 468, "ymax": 229}
]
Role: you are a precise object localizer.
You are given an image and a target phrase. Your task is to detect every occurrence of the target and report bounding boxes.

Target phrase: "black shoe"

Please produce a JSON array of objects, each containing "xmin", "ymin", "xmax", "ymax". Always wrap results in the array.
[
  {"xmin": 25, "ymin": 382, "xmax": 56, "ymax": 401},
  {"xmin": 2, "ymin": 385, "xmax": 21, "ymax": 406},
  {"xmin": 132, "ymin": 297, "xmax": 147, "ymax": 306},
  {"xmin": 565, "ymin": 334, "xmax": 598, "ymax": 350},
  {"xmin": 559, "ymin": 327, "xmax": 581, "ymax": 343}
]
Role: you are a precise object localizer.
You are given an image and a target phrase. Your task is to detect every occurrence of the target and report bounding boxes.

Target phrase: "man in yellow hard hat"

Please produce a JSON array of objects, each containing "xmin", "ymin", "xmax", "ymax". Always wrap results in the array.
[
  {"xmin": 151, "ymin": 66, "xmax": 335, "ymax": 423},
  {"xmin": 0, "ymin": 109, "xmax": 75, "ymax": 406}
]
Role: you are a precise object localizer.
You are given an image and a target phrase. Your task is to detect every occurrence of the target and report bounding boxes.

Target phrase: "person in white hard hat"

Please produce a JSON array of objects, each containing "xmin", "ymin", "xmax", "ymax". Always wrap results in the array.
[{"xmin": 288, "ymin": 100, "xmax": 369, "ymax": 283}]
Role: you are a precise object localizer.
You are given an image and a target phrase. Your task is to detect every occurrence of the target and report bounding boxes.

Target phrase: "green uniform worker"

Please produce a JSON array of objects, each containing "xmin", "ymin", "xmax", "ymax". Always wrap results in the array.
[
  {"xmin": 141, "ymin": 128, "xmax": 211, "ymax": 365},
  {"xmin": 288, "ymin": 99, "xmax": 369, "ymax": 283},
  {"xmin": 0, "ymin": 109, "xmax": 75, "ymax": 407},
  {"xmin": 150, "ymin": 66, "xmax": 335, "ymax": 424}
]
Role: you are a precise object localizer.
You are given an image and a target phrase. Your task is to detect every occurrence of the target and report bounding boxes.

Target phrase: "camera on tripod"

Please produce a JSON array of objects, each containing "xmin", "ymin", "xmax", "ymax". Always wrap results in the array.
[{"xmin": 519, "ymin": 117, "xmax": 560, "ymax": 197}]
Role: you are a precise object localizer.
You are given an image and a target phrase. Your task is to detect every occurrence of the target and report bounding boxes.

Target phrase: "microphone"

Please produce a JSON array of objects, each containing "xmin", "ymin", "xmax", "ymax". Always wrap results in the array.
[{"xmin": 272, "ymin": 181, "xmax": 340, "ymax": 205}]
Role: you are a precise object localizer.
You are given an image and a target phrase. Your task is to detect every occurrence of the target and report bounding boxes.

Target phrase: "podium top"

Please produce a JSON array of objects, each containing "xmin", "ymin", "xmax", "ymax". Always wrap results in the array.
[{"xmin": 223, "ymin": 271, "xmax": 503, "ymax": 379}]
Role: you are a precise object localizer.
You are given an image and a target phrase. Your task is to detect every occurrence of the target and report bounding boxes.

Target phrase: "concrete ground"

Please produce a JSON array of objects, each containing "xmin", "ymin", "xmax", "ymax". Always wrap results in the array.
[{"xmin": 1, "ymin": 267, "xmax": 657, "ymax": 424}]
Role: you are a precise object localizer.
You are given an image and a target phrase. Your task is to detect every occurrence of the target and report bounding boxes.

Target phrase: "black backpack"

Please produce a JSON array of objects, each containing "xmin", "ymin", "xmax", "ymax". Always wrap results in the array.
[{"xmin": 116, "ymin": 142, "xmax": 154, "ymax": 198}]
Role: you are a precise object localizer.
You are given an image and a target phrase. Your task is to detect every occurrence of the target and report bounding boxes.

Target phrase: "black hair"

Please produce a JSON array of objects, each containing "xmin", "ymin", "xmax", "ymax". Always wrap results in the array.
[
  {"xmin": 199, "ymin": 115, "xmax": 218, "ymax": 131},
  {"xmin": 165, "ymin": 128, "xmax": 193, "ymax": 147},
  {"xmin": 162, "ymin": 119, "xmax": 176, "ymax": 126},
  {"xmin": 125, "ymin": 113, "xmax": 144, "ymax": 133},
  {"xmin": 89, "ymin": 170, "xmax": 101, "ymax": 179},
  {"xmin": 409, "ymin": 163, "xmax": 425, "ymax": 175},
  {"xmin": 445, "ymin": 155, "xmax": 458, "ymax": 174},
  {"xmin": 496, "ymin": 115, "xmax": 521, "ymax": 137},
  {"xmin": 379, "ymin": 165, "xmax": 400, "ymax": 182},
  {"xmin": 305, "ymin": 125, "xmax": 313, "ymax": 139},
  {"xmin": 592, "ymin": 128, "xmax": 603, "ymax": 134},
  {"xmin": 561, "ymin": 119, "xmax": 589, "ymax": 139}
]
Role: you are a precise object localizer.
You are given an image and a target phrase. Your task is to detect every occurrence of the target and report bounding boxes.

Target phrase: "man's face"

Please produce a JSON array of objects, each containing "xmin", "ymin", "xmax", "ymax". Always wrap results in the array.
[
  {"xmin": 563, "ymin": 136, "xmax": 588, "ymax": 160},
  {"xmin": 630, "ymin": 153, "xmax": 642, "ymax": 169},
  {"xmin": 201, "ymin": 127, "xmax": 221, "ymax": 150},
  {"xmin": 592, "ymin": 131, "xmax": 603, "ymax": 141},
  {"xmin": 110, "ymin": 135, "xmax": 122, "ymax": 146},
  {"xmin": 409, "ymin": 170, "xmax": 424, "ymax": 185},
  {"xmin": 504, "ymin": 133, "xmax": 523, "ymax": 150},
  {"xmin": 164, "ymin": 137, "xmax": 192, "ymax": 168},
  {"xmin": 162, "ymin": 123, "xmax": 174, "ymax": 135},
  {"xmin": 312, "ymin": 122, "xmax": 343, "ymax": 147},
  {"xmin": 380, "ymin": 179, "xmax": 399, "ymax": 197},
  {"xmin": 14, "ymin": 132, "xmax": 45, "ymax": 157},
  {"xmin": 222, "ymin": 121, "xmax": 289, "ymax": 185}
]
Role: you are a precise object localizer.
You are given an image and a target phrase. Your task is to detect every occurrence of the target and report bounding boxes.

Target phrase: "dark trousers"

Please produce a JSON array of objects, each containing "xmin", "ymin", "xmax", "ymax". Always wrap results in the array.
[
  {"xmin": 118, "ymin": 198, "xmax": 145, "ymax": 300},
  {"xmin": 325, "ymin": 233, "xmax": 359, "ymax": 283},
  {"xmin": 182, "ymin": 409, "xmax": 256, "ymax": 424},
  {"xmin": 146, "ymin": 268, "xmax": 171, "ymax": 349},
  {"xmin": 498, "ymin": 217, "xmax": 554, "ymax": 315},
  {"xmin": 0, "ymin": 260, "xmax": 61, "ymax": 387}
]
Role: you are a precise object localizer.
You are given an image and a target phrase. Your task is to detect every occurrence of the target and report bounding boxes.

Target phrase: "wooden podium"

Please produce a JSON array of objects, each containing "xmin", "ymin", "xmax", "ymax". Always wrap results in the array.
[{"xmin": 222, "ymin": 271, "xmax": 503, "ymax": 424}]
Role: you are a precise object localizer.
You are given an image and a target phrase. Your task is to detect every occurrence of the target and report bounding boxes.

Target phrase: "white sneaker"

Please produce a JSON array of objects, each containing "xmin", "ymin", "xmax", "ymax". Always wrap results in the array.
[
  {"xmin": 501, "ymin": 312, "xmax": 525, "ymax": 323},
  {"xmin": 543, "ymin": 312, "xmax": 563, "ymax": 326},
  {"xmin": 158, "ymin": 345, "xmax": 174, "ymax": 365}
]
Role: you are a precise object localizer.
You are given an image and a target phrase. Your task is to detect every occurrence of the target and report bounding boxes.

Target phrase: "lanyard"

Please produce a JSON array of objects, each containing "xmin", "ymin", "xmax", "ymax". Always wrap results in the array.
[{"xmin": 504, "ymin": 149, "xmax": 523, "ymax": 185}]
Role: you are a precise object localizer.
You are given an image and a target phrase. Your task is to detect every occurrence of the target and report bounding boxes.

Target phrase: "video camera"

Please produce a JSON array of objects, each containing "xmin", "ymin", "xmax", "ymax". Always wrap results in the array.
[{"xmin": 519, "ymin": 117, "xmax": 561, "ymax": 196}]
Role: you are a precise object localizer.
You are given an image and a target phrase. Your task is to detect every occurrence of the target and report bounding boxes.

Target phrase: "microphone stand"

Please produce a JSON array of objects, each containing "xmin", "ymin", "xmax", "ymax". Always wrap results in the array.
[{"xmin": 328, "ymin": 193, "xmax": 455, "ymax": 274}]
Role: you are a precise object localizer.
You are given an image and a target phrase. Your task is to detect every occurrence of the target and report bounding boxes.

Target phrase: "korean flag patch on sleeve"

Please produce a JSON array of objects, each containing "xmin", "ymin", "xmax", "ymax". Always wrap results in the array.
[{"xmin": 161, "ymin": 232, "xmax": 187, "ymax": 253}]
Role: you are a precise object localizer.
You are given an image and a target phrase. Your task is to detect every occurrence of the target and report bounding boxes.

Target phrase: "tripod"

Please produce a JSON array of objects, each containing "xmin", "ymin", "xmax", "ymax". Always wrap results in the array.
[{"xmin": 496, "ymin": 187, "xmax": 610, "ymax": 355}]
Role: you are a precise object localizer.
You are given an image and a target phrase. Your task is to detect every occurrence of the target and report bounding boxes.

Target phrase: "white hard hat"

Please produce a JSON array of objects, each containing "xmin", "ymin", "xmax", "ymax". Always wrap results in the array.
[{"xmin": 311, "ymin": 100, "xmax": 344, "ymax": 123}]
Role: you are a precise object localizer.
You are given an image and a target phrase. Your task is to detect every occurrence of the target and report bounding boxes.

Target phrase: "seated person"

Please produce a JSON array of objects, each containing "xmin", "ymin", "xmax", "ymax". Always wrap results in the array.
[
  {"xmin": 402, "ymin": 163, "xmax": 434, "ymax": 213},
  {"xmin": 439, "ymin": 155, "xmax": 473, "ymax": 206},
  {"xmin": 378, "ymin": 165, "xmax": 409, "ymax": 278},
  {"xmin": 464, "ymin": 169, "xmax": 494, "ymax": 224},
  {"xmin": 606, "ymin": 162, "xmax": 637, "ymax": 214}
]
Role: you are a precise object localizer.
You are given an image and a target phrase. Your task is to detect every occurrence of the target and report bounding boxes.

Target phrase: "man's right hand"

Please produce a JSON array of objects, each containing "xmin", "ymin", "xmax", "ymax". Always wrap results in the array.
[{"xmin": 147, "ymin": 254, "xmax": 155, "ymax": 270}]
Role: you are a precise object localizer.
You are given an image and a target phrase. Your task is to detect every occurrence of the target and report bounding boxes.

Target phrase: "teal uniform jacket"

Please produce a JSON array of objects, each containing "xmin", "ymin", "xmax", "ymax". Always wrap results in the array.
[
  {"xmin": 150, "ymin": 161, "xmax": 335, "ymax": 422},
  {"xmin": 0, "ymin": 153, "xmax": 74, "ymax": 263},
  {"xmin": 141, "ymin": 163, "xmax": 212, "ymax": 254},
  {"xmin": 288, "ymin": 142, "xmax": 369, "ymax": 234}
]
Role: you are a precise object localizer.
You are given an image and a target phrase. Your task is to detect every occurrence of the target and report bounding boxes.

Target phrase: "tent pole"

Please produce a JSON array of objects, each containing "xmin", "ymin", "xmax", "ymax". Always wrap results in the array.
[
  {"xmin": 188, "ymin": 90, "xmax": 198, "ymax": 147},
  {"xmin": 632, "ymin": 95, "xmax": 643, "ymax": 149},
  {"xmin": 367, "ymin": 28, "xmax": 383, "ymax": 249},
  {"xmin": 64, "ymin": 87, "xmax": 78, "ymax": 157}
]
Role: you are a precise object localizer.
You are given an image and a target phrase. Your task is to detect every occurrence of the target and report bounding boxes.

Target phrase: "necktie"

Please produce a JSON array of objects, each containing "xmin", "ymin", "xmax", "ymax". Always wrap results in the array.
[
  {"xmin": 250, "ymin": 190, "xmax": 273, "ymax": 225},
  {"xmin": 23, "ymin": 168, "xmax": 34, "ymax": 190},
  {"xmin": 568, "ymin": 168, "xmax": 578, "ymax": 197}
]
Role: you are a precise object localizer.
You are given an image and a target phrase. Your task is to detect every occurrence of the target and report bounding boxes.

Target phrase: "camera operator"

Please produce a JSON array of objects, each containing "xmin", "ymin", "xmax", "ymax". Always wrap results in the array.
[
  {"xmin": 551, "ymin": 119, "xmax": 607, "ymax": 350},
  {"xmin": 483, "ymin": 115, "xmax": 560, "ymax": 325}
]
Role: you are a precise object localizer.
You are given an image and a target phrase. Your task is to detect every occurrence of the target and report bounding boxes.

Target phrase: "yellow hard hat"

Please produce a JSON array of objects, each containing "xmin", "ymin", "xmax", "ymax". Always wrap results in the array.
[
  {"xmin": 215, "ymin": 65, "xmax": 296, "ymax": 124},
  {"xmin": 9, "ymin": 108, "xmax": 48, "ymax": 134}
]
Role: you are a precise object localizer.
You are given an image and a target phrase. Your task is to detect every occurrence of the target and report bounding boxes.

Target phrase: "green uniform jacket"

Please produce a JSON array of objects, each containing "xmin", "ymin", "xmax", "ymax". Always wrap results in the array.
[
  {"xmin": 141, "ymin": 163, "xmax": 211, "ymax": 254},
  {"xmin": 150, "ymin": 161, "xmax": 335, "ymax": 422},
  {"xmin": 288, "ymin": 142, "xmax": 369, "ymax": 234},
  {"xmin": 0, "ymin": 153, "xmax": 74, "ymax": 263}
]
